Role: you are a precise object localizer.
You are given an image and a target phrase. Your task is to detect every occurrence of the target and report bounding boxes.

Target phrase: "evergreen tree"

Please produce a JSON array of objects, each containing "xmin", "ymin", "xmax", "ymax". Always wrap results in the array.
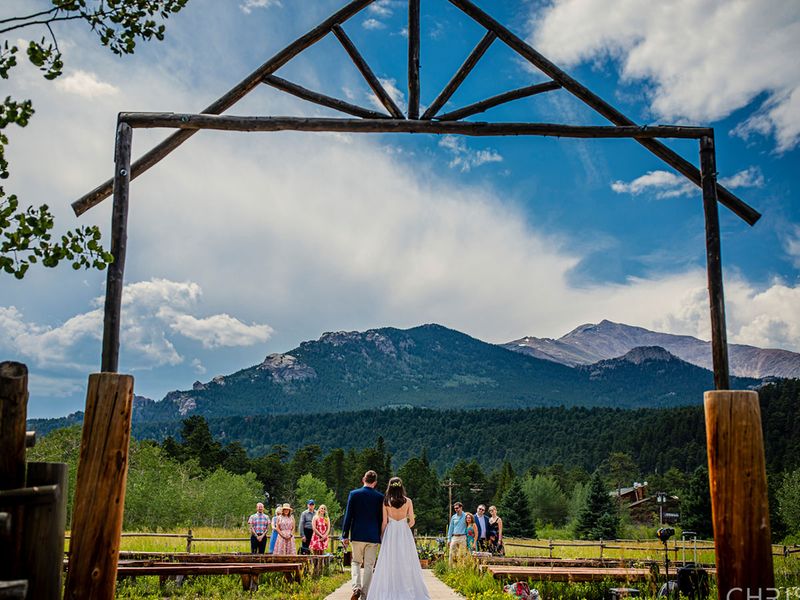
[
  {"xmin": 499, "ymin": 478, "xmax": 536, "ymax": 538},
  {"xmin": 493, "ymin": 460, "xmax": 516, "ymax": 505},
  {"xmin": 574, "ymin": 472, "xmax": 619, "ymax": 540},
  {"xmin": 523, "ymin": 474, "xmax": 568, "ymax": 526},
  {"xmin": 222, "ymin": 441, "xmax": 251, "ymax": 475},
  {"xmin": 398, "ymin": 456, "xmax": 446, "ymax": 534},
  {"xmin": 179, "ymin": 416, "xmax": 223, "ymax": 470},
  {"xmin": 322, "ymin": 448, "xmax": 348, "ymax": 506},
  {"xmin": 680, "ymin": 466, "xmax": 714, "ymax": 538}
]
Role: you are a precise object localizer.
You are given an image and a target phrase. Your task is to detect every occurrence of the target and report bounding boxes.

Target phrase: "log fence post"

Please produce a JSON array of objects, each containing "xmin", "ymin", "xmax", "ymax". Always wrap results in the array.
[
  {"xmin": 64, "ymin": 373, "xmax": 135, "ymax": 600},
  {"xmin": 186, "ymin": 528, "xmax": 193, "ymax": 553},
  {"xmin": 0, "ymin": 362, "xmax": 29, "ymax": 582},
  {"xmin": 705, "ymin": 390, "xmax": 774, "ymax": 600}
]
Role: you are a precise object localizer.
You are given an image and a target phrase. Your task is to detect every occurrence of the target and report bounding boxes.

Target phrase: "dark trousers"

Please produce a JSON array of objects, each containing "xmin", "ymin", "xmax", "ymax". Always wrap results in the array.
[
  {"xmin": 251, "ymin": 534, "xmax": 267, "ymax": 554},
  {"xmin": 300, "ymin": 527, "xmax": 313, "ymax": 555}
]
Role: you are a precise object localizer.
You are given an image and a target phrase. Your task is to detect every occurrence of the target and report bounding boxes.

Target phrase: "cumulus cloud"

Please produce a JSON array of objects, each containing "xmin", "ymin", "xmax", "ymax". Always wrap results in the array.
[
  {"xmin": 240, "ymin": 0, "xmax": 281, "ymax": 14},
  {"xmin": 55, "ymin": 70, "xmax": 119, "ymax": 98},
  {"xmin": 529, "ymin": 0, "xmax": 800, "ymax": 151},
  {"xmin": 366, "ymin": 77, "xmax": 407, "ymax": 113},
  {"xmin": 368, "ymin": 0, "xmax": 395, "ymax": 18},
  {"xmin": 0, "ymin": 279, "xmax": 273, "ymax": 371},
  {"xmin": 439, "ymin": 135, "xmax": 503, "ymax": 172},
  {"xmin": 612, "ymin": 167, "xmax": 764, "ymax": 198},
  {"xmin": 362, "ymin": 18, "xmax": 386, "ymax": 30}
]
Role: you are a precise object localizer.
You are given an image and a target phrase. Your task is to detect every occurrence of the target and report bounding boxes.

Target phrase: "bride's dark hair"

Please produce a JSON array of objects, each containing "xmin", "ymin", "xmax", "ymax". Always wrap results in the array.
[{"xmin": 383, "ymin": 476, "xmax": 407, "ymax": 508}]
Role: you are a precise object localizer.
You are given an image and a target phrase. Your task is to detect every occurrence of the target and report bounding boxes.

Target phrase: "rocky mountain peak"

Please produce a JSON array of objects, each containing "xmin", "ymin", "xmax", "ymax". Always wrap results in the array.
[
  {"xmin": 258, "ymin": 353, "xmax": 317, "ymax": 383},
  {"xmin": 621, "ymin": 346, "xmax": 676, "ymax": 364}
]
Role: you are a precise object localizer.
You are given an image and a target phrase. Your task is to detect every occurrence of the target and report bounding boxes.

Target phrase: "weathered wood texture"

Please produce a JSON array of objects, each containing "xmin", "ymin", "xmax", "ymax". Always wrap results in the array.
[
  {"xmin": 704, "ymin": 391, "xmax": 774, "ymax": 600},
  {"xmin": 22, "ymin": 462, "xmax": 68, "ymax": 600},
  {"xmin": 437, "ymin": 81, "xmax": 561, "ymax": 121},
  {"xmin": 101, "ymin": 123, "xmax": 132, "ymax": 373},
  {"xmin": 408, "ymin": 0, "xmax": 420, "ymax": 119},
  {"xmin": 118, "ymin": 114, "xmax": 713, "ymax": 139},
  {"xmin": 422, "ymin": 31, "xmax": 497, "ymax": 120},
  {"xmin": 446, "ymin": 0, "xmax": 760, "ymax": 226},
  {"xmin": 64, "ymin": 373, "xmax": 135, "ymax": 600},
  {"xmin": 262, "ymin": 74, "xmax": 390, "ymax": 119},
  {"xmin": 71, "ymin": 0, "xmax": 377, "ymax": 216},
  {"xmin": 700, "ymin": 136, "xmax": 730, "ymax": 390},
  {"xmin": 0, "ymin": 581, "xmax": 27, "ymax": 600},
  {"xmin": 0, "ymin": 361, "xmax": 28, "ymax": 582},
  {"xmin": 331, "ymin": 25, "xmax": 404, "ymax": 119},
  {"xmin": 486, "ymin": 565, "xmax": 652, "ymax": 582},
  {"xmin": 0, "ymin": 362, "xmax": 28, "ymax": 490}
]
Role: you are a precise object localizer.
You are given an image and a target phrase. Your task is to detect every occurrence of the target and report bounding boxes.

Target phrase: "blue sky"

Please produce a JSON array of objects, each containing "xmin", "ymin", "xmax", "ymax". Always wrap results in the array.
[{"xmin": 2, "ymin": 0, "xmax": 798, "ymax": 417}]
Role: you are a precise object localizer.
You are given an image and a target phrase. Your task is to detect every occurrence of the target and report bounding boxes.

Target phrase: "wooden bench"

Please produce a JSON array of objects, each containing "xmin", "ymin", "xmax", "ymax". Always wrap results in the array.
[
  {"xmin": 484, "ymin": 565, "xmax": 654, "ymax": 583},
  {"xmin": 115, "ymin": 552, "xmax": 333, "ymax": 575},
  {"xmin": 115, "ymin": 562, "xmax": 304, "ymax": 591}
]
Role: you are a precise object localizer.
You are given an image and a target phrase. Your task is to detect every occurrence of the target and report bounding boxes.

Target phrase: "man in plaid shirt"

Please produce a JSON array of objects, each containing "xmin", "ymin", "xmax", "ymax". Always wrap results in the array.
[{"xmin": 248, "ymin": 502, "xmax": 270, "ymax": 554}]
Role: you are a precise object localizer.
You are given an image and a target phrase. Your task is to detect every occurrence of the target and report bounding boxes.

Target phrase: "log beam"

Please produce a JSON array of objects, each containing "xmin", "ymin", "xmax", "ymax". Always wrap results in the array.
[
  {"xmin": 437, "ymin": 81, "xmax": 561, "ymax": 121},
  {"xmin": 421, "ymin": 31, "xmax": 496, "ymax": 120},
  {"xmin": 101, "ymin": 122, "xmax": 132, "ymax": 373},
  {"xmin": 118, "ymin": 113, "xmax": 713, "ymax": 139},
  {"xmin": 261, "ymin": 74, "xmax": 390, "ymax": 119},
  {"xmin": 408, "ymin": 0, "xmax": 420, "ymax": 119},
  {"xmin": 446, "ymin": 0, "xmax": 761, "ymax": 226},
  {"xmin": 700, "ymin": 136, "xmax": 730, "ymax": 390},
  {"xmin": 331, "ymin": 25, "xmax": 404, "ymax": 119}
]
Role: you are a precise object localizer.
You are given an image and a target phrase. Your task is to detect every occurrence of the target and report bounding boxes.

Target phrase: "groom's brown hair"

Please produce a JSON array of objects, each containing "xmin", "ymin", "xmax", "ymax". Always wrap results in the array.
[{"xmin": 363, "ymin": 470, "xmax": 378, "ymax": 484}]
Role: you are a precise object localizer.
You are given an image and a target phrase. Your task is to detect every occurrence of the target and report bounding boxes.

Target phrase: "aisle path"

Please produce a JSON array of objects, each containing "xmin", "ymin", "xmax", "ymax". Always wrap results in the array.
[{"xmin": 324, "ymin": 569, "xmax": 463, "ymax": 599}]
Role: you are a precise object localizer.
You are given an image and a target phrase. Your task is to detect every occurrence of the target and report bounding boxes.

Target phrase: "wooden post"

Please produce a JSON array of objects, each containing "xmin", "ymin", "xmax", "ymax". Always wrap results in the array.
[
  {"xmin": 705, "ymin": 391, "xmax": 774, "ymax": 600},
  {"xmin": 0, "ymin": 361, "xmax": 28, "ymax": 581},
  {"xmin": 186, "ymin": 528, "xmax": 193, "ymax": 553},
  {"xmin": 0, "ymin": 362, "xmax": 28, "ymax": 490},
  {"xmin": 700, "ymin": 136, "xmax": 730, "ymax": 390},
  {"xmin": 408, "ymin": 0, "xmax": 420, "ymax": 119},
  {"xmin": 101, "ymin": 122, "xmax": 132, "ymax": 373},
  {"xmin": 64, "ymin": 372, "xmax": 135, "ymax": 600},
  {"xmin": 22, "ymin": 462, "xmax": 68, "ymax": 600}
]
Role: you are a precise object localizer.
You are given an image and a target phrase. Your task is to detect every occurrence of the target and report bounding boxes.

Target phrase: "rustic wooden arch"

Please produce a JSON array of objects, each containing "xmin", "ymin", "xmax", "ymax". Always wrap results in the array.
[{"xmin": 65, "ymin": 1, "xmax": 773, "ymax": 598}]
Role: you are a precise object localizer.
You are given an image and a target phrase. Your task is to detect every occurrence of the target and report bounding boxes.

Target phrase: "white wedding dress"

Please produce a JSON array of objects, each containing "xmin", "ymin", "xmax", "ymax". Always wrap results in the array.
[{"xmin": 367, "ymin": 513, "xmax": 430, "ymax": 600}]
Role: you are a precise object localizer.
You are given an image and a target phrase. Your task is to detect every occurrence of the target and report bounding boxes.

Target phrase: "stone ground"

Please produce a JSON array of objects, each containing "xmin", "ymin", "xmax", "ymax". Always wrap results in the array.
[{"xmin": 323, "ymin": 569, "xmax": 463, "ymax": 599}]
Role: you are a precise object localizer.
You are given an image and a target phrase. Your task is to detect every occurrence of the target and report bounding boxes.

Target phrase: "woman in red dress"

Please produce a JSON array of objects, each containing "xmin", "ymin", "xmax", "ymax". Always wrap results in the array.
[{"xmin": 309, "ymin": 504, "xmax": 330, "ymax": 554}]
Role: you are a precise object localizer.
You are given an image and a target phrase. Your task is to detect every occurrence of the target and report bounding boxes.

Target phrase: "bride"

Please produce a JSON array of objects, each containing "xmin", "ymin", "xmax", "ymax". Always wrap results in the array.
[{"xmin": 367, "ymin": 477, "xmax": 430, "ymax": 600}]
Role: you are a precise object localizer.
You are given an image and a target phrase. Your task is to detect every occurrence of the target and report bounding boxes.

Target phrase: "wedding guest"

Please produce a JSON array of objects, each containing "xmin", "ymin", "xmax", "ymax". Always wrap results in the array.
[
  {"xmin": 268, "ymin": 505, "xmax": 281, "ymax": 553},
  {"xmin": 474, "ymin": 504, "xmax": 490, "ymax": 551},
  {"xmin": 273, "ymin": 503, "xmax": 297, "ymax": 555},
  {"xmin": 465, "ymin": 512, "xmax": 478, "ymax": 552},
  {"xmin": 248, "ymin": 502, "xmax": 269, "ymax": 554},
  {"xmin": 299, "ymin": 499, "xmax": 316, "ymax": 555},
  {"xmin": 487, "ymin": 505, "xmax": 504, "ymax": 555},
  {"xmin": 310, "ymin": 504, "xmax": 331, "ymax": 555},
  {"xmin": 447, "ymin": 502, "xmax": 467, "ymax": 565}
]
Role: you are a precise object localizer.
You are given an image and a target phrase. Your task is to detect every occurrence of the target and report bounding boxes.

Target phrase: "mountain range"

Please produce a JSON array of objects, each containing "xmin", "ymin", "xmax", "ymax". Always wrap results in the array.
[
  {"xmin": 503, "ymin": 320, "xmax": 800, "ymax": 379},
  {"xmin": 126, "ymin": 322, "xmax": 769, "ymax": 424}
]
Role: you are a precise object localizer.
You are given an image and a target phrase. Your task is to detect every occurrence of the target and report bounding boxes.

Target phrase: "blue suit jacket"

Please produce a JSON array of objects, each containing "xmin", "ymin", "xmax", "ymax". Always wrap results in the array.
[{"xmin": 341, "ymin": 486, "xmax": 384, "ymax": 544}]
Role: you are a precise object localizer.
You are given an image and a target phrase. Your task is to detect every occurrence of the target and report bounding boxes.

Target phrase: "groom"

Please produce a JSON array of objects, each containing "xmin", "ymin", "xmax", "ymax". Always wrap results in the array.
[{"xmin": 341, "ymin": 470, "xmax": 383, "ymax": 600}]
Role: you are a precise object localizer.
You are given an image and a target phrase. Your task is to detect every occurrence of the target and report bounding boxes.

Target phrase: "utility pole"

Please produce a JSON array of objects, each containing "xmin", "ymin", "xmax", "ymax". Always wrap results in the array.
[{"xmin": 442, "ymin": 478, "xmax": 459, "ymax": 520}]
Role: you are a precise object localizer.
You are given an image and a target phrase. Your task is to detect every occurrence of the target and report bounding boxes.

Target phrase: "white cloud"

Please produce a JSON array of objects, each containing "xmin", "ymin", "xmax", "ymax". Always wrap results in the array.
[
  {"xmin": 529, "ymin": 0, "xmax": 800, "ymax": 151},
  {"xmin": 170, "ymin": 313, "xmax": 274, "ymax": 349},
  {"xmin": 55, "ymin": 70, "xmax": 119, "ymax": 98},
  {"xmin": 0, "ymin": 279, "xmax": 273, "ymax": 371},
  {"xmin": 612, "ymin": 167, "xmax": 764, "ymax": 198},
  {"xmin": 362, "ymin": 18, "xmax": 386, "ymax": 30},
  {"xmin": 784, "ymin": 225, "xmax": 800, "ymax": 269},
  {"xmin": 191, "ymin": 358, "xmax": 207, "ymax": 375},
  {"xmin": 438, "ymin": 135, "xmax": 503, "ymax": 172},
  {"xmin": 368, "ymin": 0, "xmax": 395, "ymax": 18},
  {"xmin": 240, "ymin": 0, "xmax": 281, "ymax": 14},
  {"xmin": 719, "ymin": 166, "xmax": 765, "ymax": 189},
  {"xmin": 366, "ymin": 77, "xmax": 407, "ymax": 113}
]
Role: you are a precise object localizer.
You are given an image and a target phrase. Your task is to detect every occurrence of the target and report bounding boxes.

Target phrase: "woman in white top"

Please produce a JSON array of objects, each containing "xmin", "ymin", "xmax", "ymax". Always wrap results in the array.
[{"xmin": 367, "ymin": 477, "xmax": 430, "ymax": 600}]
